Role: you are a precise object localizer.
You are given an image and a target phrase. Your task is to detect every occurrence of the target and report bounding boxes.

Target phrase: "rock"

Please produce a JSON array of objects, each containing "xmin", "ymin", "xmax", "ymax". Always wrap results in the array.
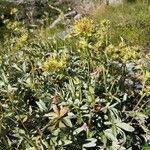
[
  {"xmin": 64, "ymin": 10, "xmax": 78, "ymax": 19},
  {"xmin": 74, "ymin": 13, "xmax": 82, "ymax": 20},
  {"xmin": 126, "ymin": 63, "xmax": 136, "ymax": 73},
  {"xmin": 55, "ymin": 27, "xmax": 73, "ymax": 39},
  {"xmin": 107, "ymin": 0, "xmax": 123, "ymax": 6}
]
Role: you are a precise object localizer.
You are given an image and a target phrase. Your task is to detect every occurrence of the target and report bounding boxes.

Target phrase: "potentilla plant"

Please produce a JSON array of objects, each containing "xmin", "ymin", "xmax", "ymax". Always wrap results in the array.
[{"xmin": 0, "ymin": 15, "xmax": 149, "ymax": 150}]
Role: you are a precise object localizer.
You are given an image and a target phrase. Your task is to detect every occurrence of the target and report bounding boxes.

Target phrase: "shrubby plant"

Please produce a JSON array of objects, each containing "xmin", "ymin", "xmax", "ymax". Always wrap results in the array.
[{"xmin": 0, "ymin": 13, "xmax": 150, "ymax": 150}]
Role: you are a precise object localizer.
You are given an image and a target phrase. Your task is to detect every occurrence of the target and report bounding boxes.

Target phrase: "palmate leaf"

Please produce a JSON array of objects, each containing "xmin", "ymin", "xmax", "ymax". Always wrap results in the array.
[
  {"xmin": 52, "ymin": 105, "xmax": 68, "ymax": 117},
  {"xmin": 59, "ymin": 121, "xmax": 66, "ymax": 128},
  {"xmin": 52, "ymin": 104, "xmax": 59, "ymax": 116},
  {"xmin": 60, "ymin": 107, "xmax": 68, "ymax": 117}
]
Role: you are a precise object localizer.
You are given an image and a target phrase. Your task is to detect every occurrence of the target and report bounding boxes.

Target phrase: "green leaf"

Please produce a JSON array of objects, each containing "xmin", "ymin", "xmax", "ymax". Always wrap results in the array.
[
  {"xmin": 83, "ymin": 142, "xmax": 96, "ymax": 148},
  {"xmin": 80, "ymin": 104, "xmax": 88, "ymax": 110},
  {"xmin": 25, "ymin": 148, "xmax": 36, "ymax": 150},
  {"xmin": 63, "ymin": 140, "xmax": 72, "ymax": 145},
  {"xmin": 89, "ymin": 86, "xmax": 94, "ymax": 94},
  {"xmin": 12, "ymin": 64, "xmax": 22, "ymax": 72},
  {"xmin": 112, "ymin": 141, "xmax": 126, "ymax": 150},
  {"xmin": 73, "ymin": 127, "xmax": 84, "ymax": 135},
  {"xmin": 83, "ymin": 138, "xmax": 97, "ymax": 148},
  {"xmin": 116, "ymin": 123, "xmax": 134, "ymax": 132},
  {"xmin": 1, "ymin": 71, "xmax": 8, "ymax": 83},
  {"xmin": 104, "ymin": 129, "xmax": 118, "ymax": 142},
  {"xmin": 7, "ymin": 84, "xmax": 13, "ymax": 93},
  {"xmin": 62, "ymin": 117, "xmax": 73, "ymax": 128},
  {"xmin": 22, "ymin": 62, "xmax": 27, "ymax": 72},
  {"xmin": 44, "ymin": 112, "xmax": 58, "ymax": 119},
  {"xmin": 0, "ymin": 81, "xmax": 5, "ymax": 87},
  {"xmin": 73, "ymin": 77, "xmax": 80, "ymax": 85},
  {"xmin": 36, "ymin": 100, "xmax": 47, "ymax": 112}
]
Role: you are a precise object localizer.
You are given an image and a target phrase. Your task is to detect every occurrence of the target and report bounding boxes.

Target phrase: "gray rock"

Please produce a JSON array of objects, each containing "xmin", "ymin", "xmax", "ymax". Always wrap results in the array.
[
  {"xmin": 74, "ymin": 13, "xmax": 82, "ymax": 20},
  {"xmin": 53, "ymin": 27, "xmax": 73, "ymax": 39},
  {"xmin": 108, "ymin": 0, "xmax": 123, "ymax": 6}
]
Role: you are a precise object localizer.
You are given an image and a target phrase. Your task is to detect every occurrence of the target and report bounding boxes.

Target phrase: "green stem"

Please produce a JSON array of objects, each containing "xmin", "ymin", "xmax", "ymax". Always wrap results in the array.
[{"xmin": 102, "ymin": 66, "xmax": 107, "ymax": 93}]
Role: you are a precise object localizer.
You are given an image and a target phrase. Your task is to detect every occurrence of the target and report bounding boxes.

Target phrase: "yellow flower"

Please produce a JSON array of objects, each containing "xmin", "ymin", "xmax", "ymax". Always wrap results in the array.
[
  {"xmin": 16, "ymin": 33, "xmax": 28, "ymax": 49},
  {"xmin": 143, "ymin": 85, "xmax": 150, "ymax": 96},
  {"xmin": 19, "ymin": 33, "xmax": 28, "ymax": 43},
  {"xmin": 10, "ymin": 8, "xmax": 18, "ymax": 15},
  {"xmin": 106, "ymin": 44, "xmax": 118, "ymax": 54},
  {"xmin": 43, "ymin": 55, "xmax": 67, "ymax": 72},
  {"xmin": 106, "ymin": 44, "xmax": 120, "ymax": 60},
  {"xmin": 74, "ymin": 17, "xmax": 94, "ymax": 35},
  {"xmin": 121, "ymin": 46, "xmax": 140, "ymax": 62},
  {"xmin": 106, "ymin": 43, "xmax": 140, "ymax": 62}
]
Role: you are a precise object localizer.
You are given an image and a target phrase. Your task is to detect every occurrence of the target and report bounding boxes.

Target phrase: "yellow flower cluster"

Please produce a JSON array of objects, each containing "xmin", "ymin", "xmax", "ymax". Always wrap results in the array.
[
  {"xmin": 16, "ymin": 33, "xmax": 28, "ymax": 48},
  {"xmin": 10, "ymin": 8, "xmax": 18, "ymax": 15},
  {"xmin": 144, "ymin": 85, "xmax": 150, "ymax": 96},
  {"xmin": 74, "ymin": 17, "xmax": 94, "ymax": 35},
  {"xmin": 43, "ymin": 55, "xmax": 67, "ymax": 72},
  {"xmin": 106, "ymin": 42, "xmax": 140, "ymax": 62}
]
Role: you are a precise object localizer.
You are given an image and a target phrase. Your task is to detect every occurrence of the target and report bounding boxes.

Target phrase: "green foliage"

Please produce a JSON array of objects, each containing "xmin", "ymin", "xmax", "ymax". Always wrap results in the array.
[
  {"xmin": 143, "ymin": 146, "xmax": 150, "ymax": 150},
  {"xmin": 93, "ymin": 2, "xmax": 150, "ymax": 46},
  {"xmin": 0, "ymin": 8, "xmax": 150, "ymax": 150}
]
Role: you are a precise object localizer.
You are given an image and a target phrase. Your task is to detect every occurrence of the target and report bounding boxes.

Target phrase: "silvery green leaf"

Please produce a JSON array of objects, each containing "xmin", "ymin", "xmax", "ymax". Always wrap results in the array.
[
  {"xmin": 2, "ymin": 71, "xmax": 8, "ymax": 83},
  {"xmin": 89, "ymin": 86, "xmax": 94, "ymax": 94},
  {"xmin": 73, "ymin": 127, "xmax": 84, "ymax": 135},
  {"xmin": 36, "ymin": 100, "xmax": 47, "ymax": 112},
  {"xmin": 123, "ymin": 93, "xmax": 128, "ymax": 101},
  {"xmin": 116, "ymin": 123, "xmax": 134, "ymax": 132},
  {"xmin": 80, "ymin": 104, "xmax": 88, "ymax": 110},
  {"xmin": 22, "ymin": 62, "xmax": 27, "ymax": 72},
  {"xmin": 44, "ymin": 112, "xmax": 57, "ymax": 119},
  {"xmin": 83, "ymin": 138, "xmax": 97, "ymax": 148},
  {"xmin": 63, "ymin": 140, "xmax": 72, "ymax": 145},
  {"xmin": 0, "ymin": 81, "xmax": 5, "ymax": 87},
  {"xmin": 68, "ymin": 112, "xmax": 76, "ymax": 118},
  {"xmin": 7, "ymin": 84, "xmax": 13, "ymax": 93},
  {"xmin": 104, "ymin": 129, "xmax": 118, "ymax": 142},
  {"xmin": 83, "ymin": 142, "xmax": 96, "ymax": 148},
  {"xmin": 111, "ymin": 141, "xmax": 126, "ymax": 150},
  {"xmin": 12, "ymin": 64, "xmax": 22, "ymax": 72},
  {"xmin": 62, "ymin": 117, "xmax": 73, "ymax": 127},
  {"xmin": 25, "ymin": 148, "xmax": 36, "ymax": 150}
]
